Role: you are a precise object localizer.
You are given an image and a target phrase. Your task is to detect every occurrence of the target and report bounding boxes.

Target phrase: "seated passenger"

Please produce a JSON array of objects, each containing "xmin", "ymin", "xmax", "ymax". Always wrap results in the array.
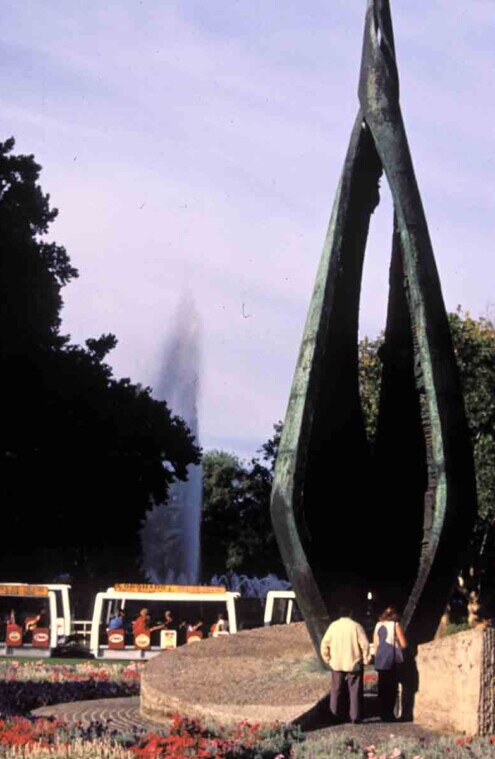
[
  {"xmin": 25, "ymin": 608, "xmax": 47, "ymax": 632},
  {"xmin": 150, "ymin": 610, "xmax": 175, "ymax": 632},
  {"xmin": 210, "ymin": 612, "xmax": 229, "ymax": 635},
  {"xmin": 107, "ymin": 609, "xmax": 125, "ymax": 631},
  {"xmin": 132, "ymin": 608, "xmax": 151, "ymax": 637},
  {"xmin": 24, "ymin": 608, "xmax": 47, "ymax": 642},
  {"xmin": 177, "ymin": 620, "xmax": 187, "ymax": 646},
  {"xmin": 149, "ymin": 609, "xmax": 175, "ymax": 645},
  {"xmin": 186, "ymin": 619, "xmax": 204, "ymax": 642},
  {"xmin": 1, "ymin": 609, "xmax": 16, "ymax": 642}
]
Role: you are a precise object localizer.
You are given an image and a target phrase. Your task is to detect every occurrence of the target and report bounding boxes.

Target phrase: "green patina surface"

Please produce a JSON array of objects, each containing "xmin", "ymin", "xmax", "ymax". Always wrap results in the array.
[{"xmin": 271, "ymin": 0, "xmax": 476, "ymax": 662}]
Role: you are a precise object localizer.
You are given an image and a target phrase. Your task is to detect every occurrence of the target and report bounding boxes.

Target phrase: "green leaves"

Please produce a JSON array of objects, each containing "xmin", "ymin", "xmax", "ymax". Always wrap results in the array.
[
  {"xmin": 358, "ymin": 309, "xmax": 495, "ymax": 583},
  {"xmin": 0, "ymin": 138, "xmax": 200, "ymax": 581},
  {"xmin": 201, "ymin": 425, "xmax": 285, "ymax": 578}
]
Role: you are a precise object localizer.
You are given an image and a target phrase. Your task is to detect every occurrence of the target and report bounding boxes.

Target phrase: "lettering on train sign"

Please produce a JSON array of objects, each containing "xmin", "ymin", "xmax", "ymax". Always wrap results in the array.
[
  {"xmin": 114, "ymin": 584, "xmax": 226, "ymax": 594},
  {"xmin": 108, "ymin": 630, "xmax": 125, "ymax": 650},
  {"xmin": 6, "ymin": 625, "xmax": 23, "ymax": 646},
  {"xmin": 33, "ymin": 629, "xmax": 50, "ymax": 648},
  {"xmin": 160, "ymin": 629, "xmax": 177, "ymax": 650},
  {"xmin": 0, "ymin": 585, "xmax": 49, "ymax": 597},
  {"xmin": 134, "ymin": 633, "xmax": 151, "ymax": 650},
  {"xmin": 186, "ymin": 631, "xmax": 203, "ymax": 644}
]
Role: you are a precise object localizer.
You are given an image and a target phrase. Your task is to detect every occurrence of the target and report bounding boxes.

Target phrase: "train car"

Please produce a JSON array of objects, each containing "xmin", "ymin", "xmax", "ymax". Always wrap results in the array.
[
  {"xmin": 0, "ymin": 582, "xmax": 72, "ymax": 641},
  {"xmin": 0, "ymin": 584, "xmax": 59, "ymax": 657},
  {"xmin": 90, "ymin": 583, "xmax": 239, "ymax": 660},
  {"xmin": 263, "ymin": 590, "xmax": 297, "ymax": 626}
]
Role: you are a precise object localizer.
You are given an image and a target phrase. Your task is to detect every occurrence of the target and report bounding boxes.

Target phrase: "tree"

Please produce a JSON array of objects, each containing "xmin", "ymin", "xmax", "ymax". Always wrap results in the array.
[
  {"xmin": 239, "ymin": 422, "xmax": 284, "ymax": 575},
  {"xmin": 201, "ymin": 450, "xmax": 245, "ymax": 578},
  {"xmin": 358, "ymin": 309, "xmax": 495, "ymax": 611},
  {"xmin": 0, "ymin": 138, "xmax": 200, "ymax": 581},
  {"xmin": 201, "ymin": 423, "xmax": 285, "ymax": 579}
]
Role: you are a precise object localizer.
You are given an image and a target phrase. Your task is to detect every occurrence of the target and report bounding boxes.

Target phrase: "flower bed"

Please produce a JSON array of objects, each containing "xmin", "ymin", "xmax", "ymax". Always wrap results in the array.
[
  {"xmin": 0, "ymin": 661, "xmax": 142, "ymax": 715},
  {"xmin": 0, "ymin": 714, "xmax": 494, "ymax": 758}
]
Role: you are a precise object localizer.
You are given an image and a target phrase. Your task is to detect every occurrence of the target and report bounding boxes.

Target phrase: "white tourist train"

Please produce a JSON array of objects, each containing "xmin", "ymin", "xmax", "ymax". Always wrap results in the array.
[
  {"xmin": 0, "ymin": 582, "xmax": 299, "ymax": 659},
  {"xmin": 89, "ymin": 583, "xmax": 240, "ymax": 660},
  {"xmin": 263, "ymin": 590, "xmax": 297, "ymax": 626}
]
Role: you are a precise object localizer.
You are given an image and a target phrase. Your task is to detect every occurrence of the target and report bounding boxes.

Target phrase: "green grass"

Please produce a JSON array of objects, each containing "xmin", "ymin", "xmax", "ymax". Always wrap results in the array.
[{"xmin": 0, "ymin": 656, "xmax": 126, "ymax": 666}]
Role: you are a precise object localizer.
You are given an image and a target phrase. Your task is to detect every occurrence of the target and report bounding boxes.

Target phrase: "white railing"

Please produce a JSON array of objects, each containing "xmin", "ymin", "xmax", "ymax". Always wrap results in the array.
[{"xmin": 72, "ymin": 619, "xmax": 92, "ymax": 638}]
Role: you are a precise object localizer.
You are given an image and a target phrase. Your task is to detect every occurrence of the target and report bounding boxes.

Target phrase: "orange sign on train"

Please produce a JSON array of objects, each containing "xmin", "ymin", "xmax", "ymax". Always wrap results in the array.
[
  {"xmin": 113, "ymin": 584, "xmax": 226, "ymax": 594},
  {"xmin": 0, "ymin": 585, "xmax": 49, "ymax": 597}
]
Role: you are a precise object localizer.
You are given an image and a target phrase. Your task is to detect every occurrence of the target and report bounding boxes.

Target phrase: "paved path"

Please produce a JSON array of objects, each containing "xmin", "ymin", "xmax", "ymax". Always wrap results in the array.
[
  {"xmin": 33, "ymin": 697, "xmax": 162, "ymax": 734},
  {"xmin": 33, "ymin": 695, "xmax": 437, "ymax": 746}
]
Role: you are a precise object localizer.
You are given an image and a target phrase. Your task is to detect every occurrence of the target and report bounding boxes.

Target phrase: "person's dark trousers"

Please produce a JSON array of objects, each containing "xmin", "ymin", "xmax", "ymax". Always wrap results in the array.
[
  {"xmin": 330, "ymin": 669, "xmax": 363, "ymax": 723},
  {"xmin": 377, "ymin": 668, "xmax": 398, "ymax": 720}
]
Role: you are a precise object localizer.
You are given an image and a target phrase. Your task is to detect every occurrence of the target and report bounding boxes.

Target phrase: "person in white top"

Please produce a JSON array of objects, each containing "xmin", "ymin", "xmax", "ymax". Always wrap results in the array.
[
  {"xmin": 373, "ymin": 606, "xmax": 407, "ymax": 721},
  {"xmin": 320, "ymin": 605, "xmax": 370, "ymax": 724}
]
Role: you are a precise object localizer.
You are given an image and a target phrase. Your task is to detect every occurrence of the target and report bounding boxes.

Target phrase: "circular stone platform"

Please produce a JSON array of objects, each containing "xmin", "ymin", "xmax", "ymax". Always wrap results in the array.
[{"xmin": 141, "ymin": 622, "xmax": 327, "ymax": 725}]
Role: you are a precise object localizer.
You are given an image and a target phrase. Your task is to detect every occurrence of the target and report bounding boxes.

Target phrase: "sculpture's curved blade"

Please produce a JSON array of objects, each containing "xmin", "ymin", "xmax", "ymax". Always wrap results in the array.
[{"xmin": 271, "ymin": 0, "xmax": 476, "ymax": 656}]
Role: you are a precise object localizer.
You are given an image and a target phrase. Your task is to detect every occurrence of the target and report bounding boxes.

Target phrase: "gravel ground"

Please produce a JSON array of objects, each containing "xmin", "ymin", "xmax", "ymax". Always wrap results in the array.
[{"xmin": 143, "ymin": 622, "xmax": 329, "ymax": 707}]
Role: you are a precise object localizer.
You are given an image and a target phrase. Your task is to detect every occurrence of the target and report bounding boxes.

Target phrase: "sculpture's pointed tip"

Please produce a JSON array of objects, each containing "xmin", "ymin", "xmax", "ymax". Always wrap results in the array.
[{"xmin": 358, "ymin": 0, "xmax": 399, "ymax": 116}]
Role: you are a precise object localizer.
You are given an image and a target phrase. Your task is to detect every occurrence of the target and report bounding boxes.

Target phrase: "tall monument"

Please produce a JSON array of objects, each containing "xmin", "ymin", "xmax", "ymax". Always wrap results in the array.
[
  {"xmin": 271, "ymin": 0, "xmax": 476, "ymax": 655},
  {"xmin": 141, "ymin": 294, "xmax": 202, "ymax": 584}
]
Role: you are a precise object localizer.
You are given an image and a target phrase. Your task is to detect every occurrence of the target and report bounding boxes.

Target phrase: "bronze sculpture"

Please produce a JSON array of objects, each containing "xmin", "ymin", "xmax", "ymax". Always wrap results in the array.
[{"xmin": 270, "ymin": 0, "xmax": 476, "ymax": 658}]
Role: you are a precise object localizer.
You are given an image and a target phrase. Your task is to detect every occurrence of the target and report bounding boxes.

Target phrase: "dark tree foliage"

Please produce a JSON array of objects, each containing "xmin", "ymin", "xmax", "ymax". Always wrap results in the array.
[
  {"xmin": 201, "ymin": 450, "xmax": 246, "ymax": 578},
  {"xmin": 0, "ymin": 138, "xmax": 200, "ymax": 582},
  {"xmin": 201, "ymin": 423, "xmax": 284, "ymax": 579},
  {"xmin": 359, "ymin": 309, "xmax": 495, "ymax": 603}
]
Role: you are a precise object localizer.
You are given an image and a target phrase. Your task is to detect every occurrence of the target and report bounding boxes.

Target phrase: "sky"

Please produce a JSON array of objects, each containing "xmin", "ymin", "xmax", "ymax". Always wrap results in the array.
[{"xmin": 2, "ymin": 1, "xmax": 494, "ymax": 459}]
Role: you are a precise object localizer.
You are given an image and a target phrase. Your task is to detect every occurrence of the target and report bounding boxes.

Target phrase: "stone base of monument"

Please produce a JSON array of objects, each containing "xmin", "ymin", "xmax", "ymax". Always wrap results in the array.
[
  {"xmin": 141, "ymin": 622, "xmax": 328, "ymax": 725},
  {"xmin": 414, "ymin": 626, "xmax": 495, "ymax": 735}
]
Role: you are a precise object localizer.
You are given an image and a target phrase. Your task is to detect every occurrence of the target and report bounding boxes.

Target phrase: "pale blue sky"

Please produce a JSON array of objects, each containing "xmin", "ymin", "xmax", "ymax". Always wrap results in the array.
[{"xmin": 3, "ymin": 1, "xmax": 494, "ymax": 458}]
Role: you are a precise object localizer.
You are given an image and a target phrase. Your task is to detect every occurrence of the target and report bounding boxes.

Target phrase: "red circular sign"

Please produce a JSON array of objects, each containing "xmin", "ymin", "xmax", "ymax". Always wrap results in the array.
[{"xmin": 135, "ymin": 633, "xmax": 150, "ymax": 649}]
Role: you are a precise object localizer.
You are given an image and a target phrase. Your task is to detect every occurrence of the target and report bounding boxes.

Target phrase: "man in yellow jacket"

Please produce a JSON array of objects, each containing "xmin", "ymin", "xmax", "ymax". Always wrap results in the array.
[{"xmin": 320, "ymin": 605, "xmax": 370, "ymax": 724}]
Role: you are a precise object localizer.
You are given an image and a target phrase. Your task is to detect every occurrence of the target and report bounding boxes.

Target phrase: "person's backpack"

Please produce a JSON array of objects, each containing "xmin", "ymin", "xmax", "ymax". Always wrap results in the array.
[{"xmin": 374, "ymin": 623, "xmax": 404, "ymax": 670}]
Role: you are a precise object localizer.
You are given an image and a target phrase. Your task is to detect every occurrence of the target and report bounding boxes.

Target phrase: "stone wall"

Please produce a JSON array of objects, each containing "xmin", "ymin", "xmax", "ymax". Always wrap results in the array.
[{"xmin": 414, "ymin": 627, "xmax": 495, "ymax": 735}]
